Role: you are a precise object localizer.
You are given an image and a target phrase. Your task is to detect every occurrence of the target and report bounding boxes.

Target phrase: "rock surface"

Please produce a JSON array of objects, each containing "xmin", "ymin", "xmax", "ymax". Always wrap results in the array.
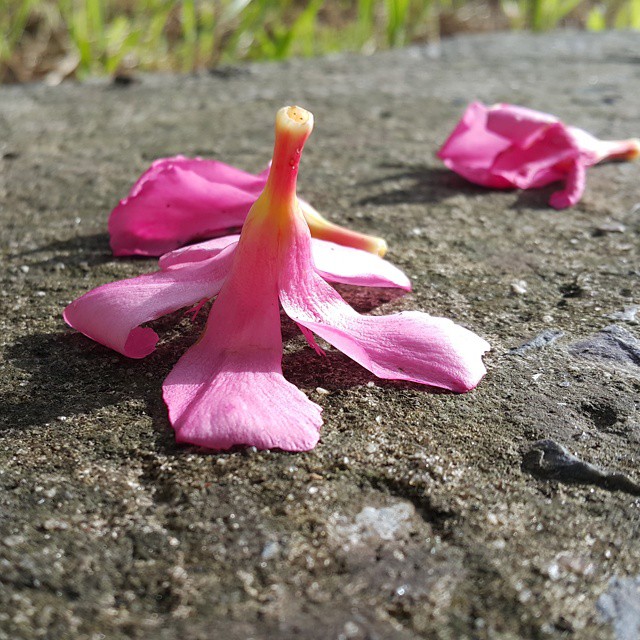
[{"xmin": 1, "ymin": 30, "xmax": 639, "ymax": 640}]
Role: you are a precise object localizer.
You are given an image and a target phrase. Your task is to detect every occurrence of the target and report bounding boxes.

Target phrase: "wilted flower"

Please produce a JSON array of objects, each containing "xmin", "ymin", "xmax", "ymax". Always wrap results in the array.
[
  {"xmin": 438, "ymin": 101, "xmax": 639, "ymax": 208},
  {"xmin": 109, "ymin": 157, "xmax": 387, "ymax": 257},
  {"xmin": 66, "ymin": 106, "xmax": 489, "ymax": 451}
]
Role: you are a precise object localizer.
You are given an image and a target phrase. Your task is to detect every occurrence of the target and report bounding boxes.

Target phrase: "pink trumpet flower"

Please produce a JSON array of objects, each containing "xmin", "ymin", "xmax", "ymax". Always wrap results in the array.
[
  {"xmin": 65, "ymin": 106, "xmax": 489, "ymax": 452},
  {"xmin": 438, "ymin": 102, "xmax": 640, "ymax": 209},
  {"xmin": 109, "ymin": 157, "xmax": 387, "ymax": 258}
]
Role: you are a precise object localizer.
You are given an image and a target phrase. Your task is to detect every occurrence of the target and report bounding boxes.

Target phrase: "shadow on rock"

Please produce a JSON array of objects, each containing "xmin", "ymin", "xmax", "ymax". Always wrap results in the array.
[
  {"xmin": 0, "ymin": 330, "xmax": 165, "ymax": 433},
  {"xmin": 10, "ymin": 233, "xmax": 119, "ymax": 269},
  {"xmin": 283, "ymin": 340, "xmax": 448, "ymax": 395},
  {"xmin": 356, "ymin": 165, "xmax": 488, "ymax": 207},
  {"xmin": 511, "ymin": 183, "xmax": 561, "ymax": 211},
  {"xmin": 2, "ymin": 286, "xmax": 428, "ymax": 438}
]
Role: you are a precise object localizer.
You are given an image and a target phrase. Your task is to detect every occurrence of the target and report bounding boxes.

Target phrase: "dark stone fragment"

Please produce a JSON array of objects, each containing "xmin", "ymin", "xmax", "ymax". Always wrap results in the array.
[
  {"xmin": 568, "ymin": 325, "xmax": 640, "ymax": 368},
  {"xmin": 509, "ymin": 330, "xmax": 564, "ymax": 355},
  {"xmin": 522, "ymin": 439, "xmax": 640, "ymax": 496}
]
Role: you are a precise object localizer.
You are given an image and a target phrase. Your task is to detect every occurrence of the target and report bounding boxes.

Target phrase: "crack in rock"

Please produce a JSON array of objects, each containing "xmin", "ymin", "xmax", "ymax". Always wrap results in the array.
[
  {"xmin": 509, "ymin": 330, "xmax": 564, "ymax": 355},
  {"xmin": 522, "ymin": 439, "xmax": 640, "ymax": 496}
]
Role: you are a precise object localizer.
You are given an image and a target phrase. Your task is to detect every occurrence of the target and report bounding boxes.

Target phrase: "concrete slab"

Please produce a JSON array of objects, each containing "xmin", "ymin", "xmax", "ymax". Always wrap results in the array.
[{"xmin": 1, "ymin": 30, "xmax": 639, "ymax": 640}]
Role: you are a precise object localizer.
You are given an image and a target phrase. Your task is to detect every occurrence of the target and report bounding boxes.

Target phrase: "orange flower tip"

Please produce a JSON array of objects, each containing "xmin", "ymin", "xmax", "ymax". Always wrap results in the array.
[{"xmin": 627, "ymin": 138, "xmax": 640, "ymax": 160}]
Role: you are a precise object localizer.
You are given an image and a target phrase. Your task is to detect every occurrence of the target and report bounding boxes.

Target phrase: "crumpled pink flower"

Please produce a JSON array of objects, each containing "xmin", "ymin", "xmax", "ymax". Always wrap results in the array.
[
  {"xmin": 438, "ymin": 102, "xmax": 640, "ymax": 209},
  {"xmin": 66, "ymin": 106, "xmax": 489, "ymax": 452},
  {"xmin": 109, "ymin": 157, "xmax": 387, "ymax": 258}
]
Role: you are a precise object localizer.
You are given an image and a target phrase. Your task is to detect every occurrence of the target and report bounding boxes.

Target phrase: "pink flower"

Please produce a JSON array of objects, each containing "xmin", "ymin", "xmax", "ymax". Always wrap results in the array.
[
  {"xmin": 65, "ymin": 106, "xmax": 489, "ymax": 452},
  {"xmin": 109, "ymin": 157, "xmax": 387, "ymax": 258},
  {"xmin": 438, "ymin": 102, "xmax": 640, "ymax": 209}
]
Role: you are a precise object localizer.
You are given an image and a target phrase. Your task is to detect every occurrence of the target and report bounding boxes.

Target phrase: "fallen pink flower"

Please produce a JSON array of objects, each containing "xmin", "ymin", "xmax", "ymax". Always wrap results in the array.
[
  {"xmin": 109, "ymin": 157, "xmax": 387, "ymax": 258},
  {"xmin": 66, "ymin": 106, "xmax": 489, "ymax": 452},
  {"xmin": 438, "ymin": 102, "xmax": 640, "ymax": 209}
]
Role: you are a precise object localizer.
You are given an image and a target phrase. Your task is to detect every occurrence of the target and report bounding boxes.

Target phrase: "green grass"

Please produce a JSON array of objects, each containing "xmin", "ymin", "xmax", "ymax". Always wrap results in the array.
[{"xmin": 1, "ymin": 0, "xmax": 639, "ymax": 82}]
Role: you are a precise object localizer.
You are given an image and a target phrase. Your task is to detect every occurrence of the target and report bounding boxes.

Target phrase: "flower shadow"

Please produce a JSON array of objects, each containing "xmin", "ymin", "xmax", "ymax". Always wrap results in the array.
[
  {"xmin": 511, "ymin": 184, "xmax": 561, "ymax": 211},
  {"xmin": 10, "ymin": 232, "xmax": 121, "ymax": 269},
  {"xmin": 1, "ymin": 284, "xmax": 443, "ymax": 446},
  {"xmin": 356, "ymin": 165, "xmax": 488, "ymax": 207},
  {"xmin": 0, "ymin": 330, "xmax": 163, "ymax": 434}
]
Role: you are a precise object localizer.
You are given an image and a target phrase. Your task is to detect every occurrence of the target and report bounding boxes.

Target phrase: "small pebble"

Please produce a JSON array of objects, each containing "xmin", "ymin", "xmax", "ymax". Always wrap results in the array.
[
  {"xmin": 594, "ymin": 221, "xmax": 626, "ymax": 235},
  {"xmin": 546, "ymin": 562, "xmax": 561, "ymax": 581},
  {"xmin": 3, "ymin": 535, "xmax": 24, "ymax": 547},
  {"xmin": 42, "ymin": 519, "xmax": 68, "ymax": 531},
  {"xmin": 510, "ymin": 280, "xmax": 527, "ymax": 295},
  {"xmin": 606, "ymin": 305, "xmax": 639, "ymax": 324},
  {"xmin": 19, "ymin": 265, "xmax": 29, "ymax": 274},
  {"xmin": 261, "ymin": 540, "xmax": 280, "ymax": 560}
]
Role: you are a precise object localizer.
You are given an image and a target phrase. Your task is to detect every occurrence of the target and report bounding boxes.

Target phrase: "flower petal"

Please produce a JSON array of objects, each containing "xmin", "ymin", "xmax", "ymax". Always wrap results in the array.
[
  {"xmin": 491, "ymin": 123, "xmax": 577, "ymax": 189},
  {"xmin": 163, "ymin": 230, "xmax": 322, "ymax": 452},
  {"xmin": 164, "ymin": 345, "xmax": 323, "ymax": 451},
  {"xmin": 109, "ymin": 157, "xmax": 268, "ymax": 257},
  {"xmin": 549, "ymin": 159, "xmax": 586, "ymax": 209},
  {"xmin": 158, "ymin": 235, "xmax": 240, "ymax": 270},
  {"xmin": 311, "ymin": 238, "xmax": 411, "ymax": 290},
  {"xmin": 63, "ymin": 245, "xmax": 235, "ymax": 358},
  {"xmin": 279, "ymin": 220, "xmax": 489, "ymax": 392},
  {"xmin": 485, "ymin": 103, "xmax": 557, "ymax": 149},
  {"xmin": 437, "ymin": 101, "xmax": 513, "ymax": 188}
]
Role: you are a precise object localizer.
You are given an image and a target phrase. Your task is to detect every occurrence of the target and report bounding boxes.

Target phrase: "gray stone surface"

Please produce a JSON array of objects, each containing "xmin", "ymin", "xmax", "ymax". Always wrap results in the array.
[
  {"xmin": 598, "ymin": 576, "xmax": 640, "ymax": 640},
  {"xmin": 1, "ymin": 30, "xmax": 640, "ymax": 639}
]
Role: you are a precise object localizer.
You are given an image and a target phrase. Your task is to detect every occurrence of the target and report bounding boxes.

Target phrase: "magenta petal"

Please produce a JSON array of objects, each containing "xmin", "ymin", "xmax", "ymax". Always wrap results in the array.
[
  {"xmin": 437, "ymin": 101, "xmax": 512, "ymax": 188},
  {"xmin": 491, "ymin": 123, "xmax": 578, "ymax": 189},
  {"xmin": 311, "ymin": 239, "xmax": 411, "ymax": 290},
  {"xmin": 279, "ymin": 222, "xmax": 489, "ymax": 392},
  {"xmin": 109, "ymin": 157, "xmax": 268, "ymax": 257},
  {"xmin": 63, "ymin": 245, "xmax": 235, "ymax": 358},
  {"xmin": 163, "ymin": 233, "xmax": 322, "ymax": 452},
  {"xmin": 164, "ymin": 156, "xmax": 268, "ymax": 193},
  {"xmin": 549, "ymin": 159, "xmax": 586, "ymax": 209},
  {"xmin": 485, "ymin": 104, "xmax": 557, "ymax": 148},
  {"xmin": 164, "ymin": 346, "xmax": 323, "ymax": 451}
]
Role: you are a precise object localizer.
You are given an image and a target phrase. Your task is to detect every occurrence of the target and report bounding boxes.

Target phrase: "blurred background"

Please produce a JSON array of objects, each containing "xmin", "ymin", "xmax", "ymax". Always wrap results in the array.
[{"xmin": 2, "ymin": 0, "xmax": 638, "ymax": 84}]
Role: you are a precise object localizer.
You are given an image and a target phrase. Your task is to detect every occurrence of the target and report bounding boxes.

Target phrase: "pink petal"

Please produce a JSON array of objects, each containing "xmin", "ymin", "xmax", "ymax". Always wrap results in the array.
[
  {"xmin": 63, "ymin": 245, "xmax": 235, "ymax": 358},
  {"xmin": 491, "ymin": 123, "xmax": 578, "ymax": 189},
  {"xmin": 549, "ymin": 159, "xmax": 586, "ymax": 209},
  {"xmin": 437, "ymin": 101, "xmax": 513, "ymax": 188},
  {"xmin": 109, "ymin": 157, "xmax": 268, "ymax": 257},
  {"xmin": 279, "ymin": 219, "xmax": 489, "ymax": 392},
  {"xmin": 310, "ymin": 239, "xmax": 411, "ymax": 290},
  {"xmin": 163, "ymin": 234, "xmax": 322, "ymax": 452},
  {"xmin": 158, "ymin": 235, "xmax": 240, "ymax": 269},
  {"xmin": 485, "ymin": 103, "xmax": 558, "ymax": 149}
]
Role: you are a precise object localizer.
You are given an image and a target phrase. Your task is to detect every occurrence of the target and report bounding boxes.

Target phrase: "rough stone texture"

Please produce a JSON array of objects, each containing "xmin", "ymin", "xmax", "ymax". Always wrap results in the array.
[{"xmin": 1, "ymin": 30, "xmax": 639, "ymax": 640}]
